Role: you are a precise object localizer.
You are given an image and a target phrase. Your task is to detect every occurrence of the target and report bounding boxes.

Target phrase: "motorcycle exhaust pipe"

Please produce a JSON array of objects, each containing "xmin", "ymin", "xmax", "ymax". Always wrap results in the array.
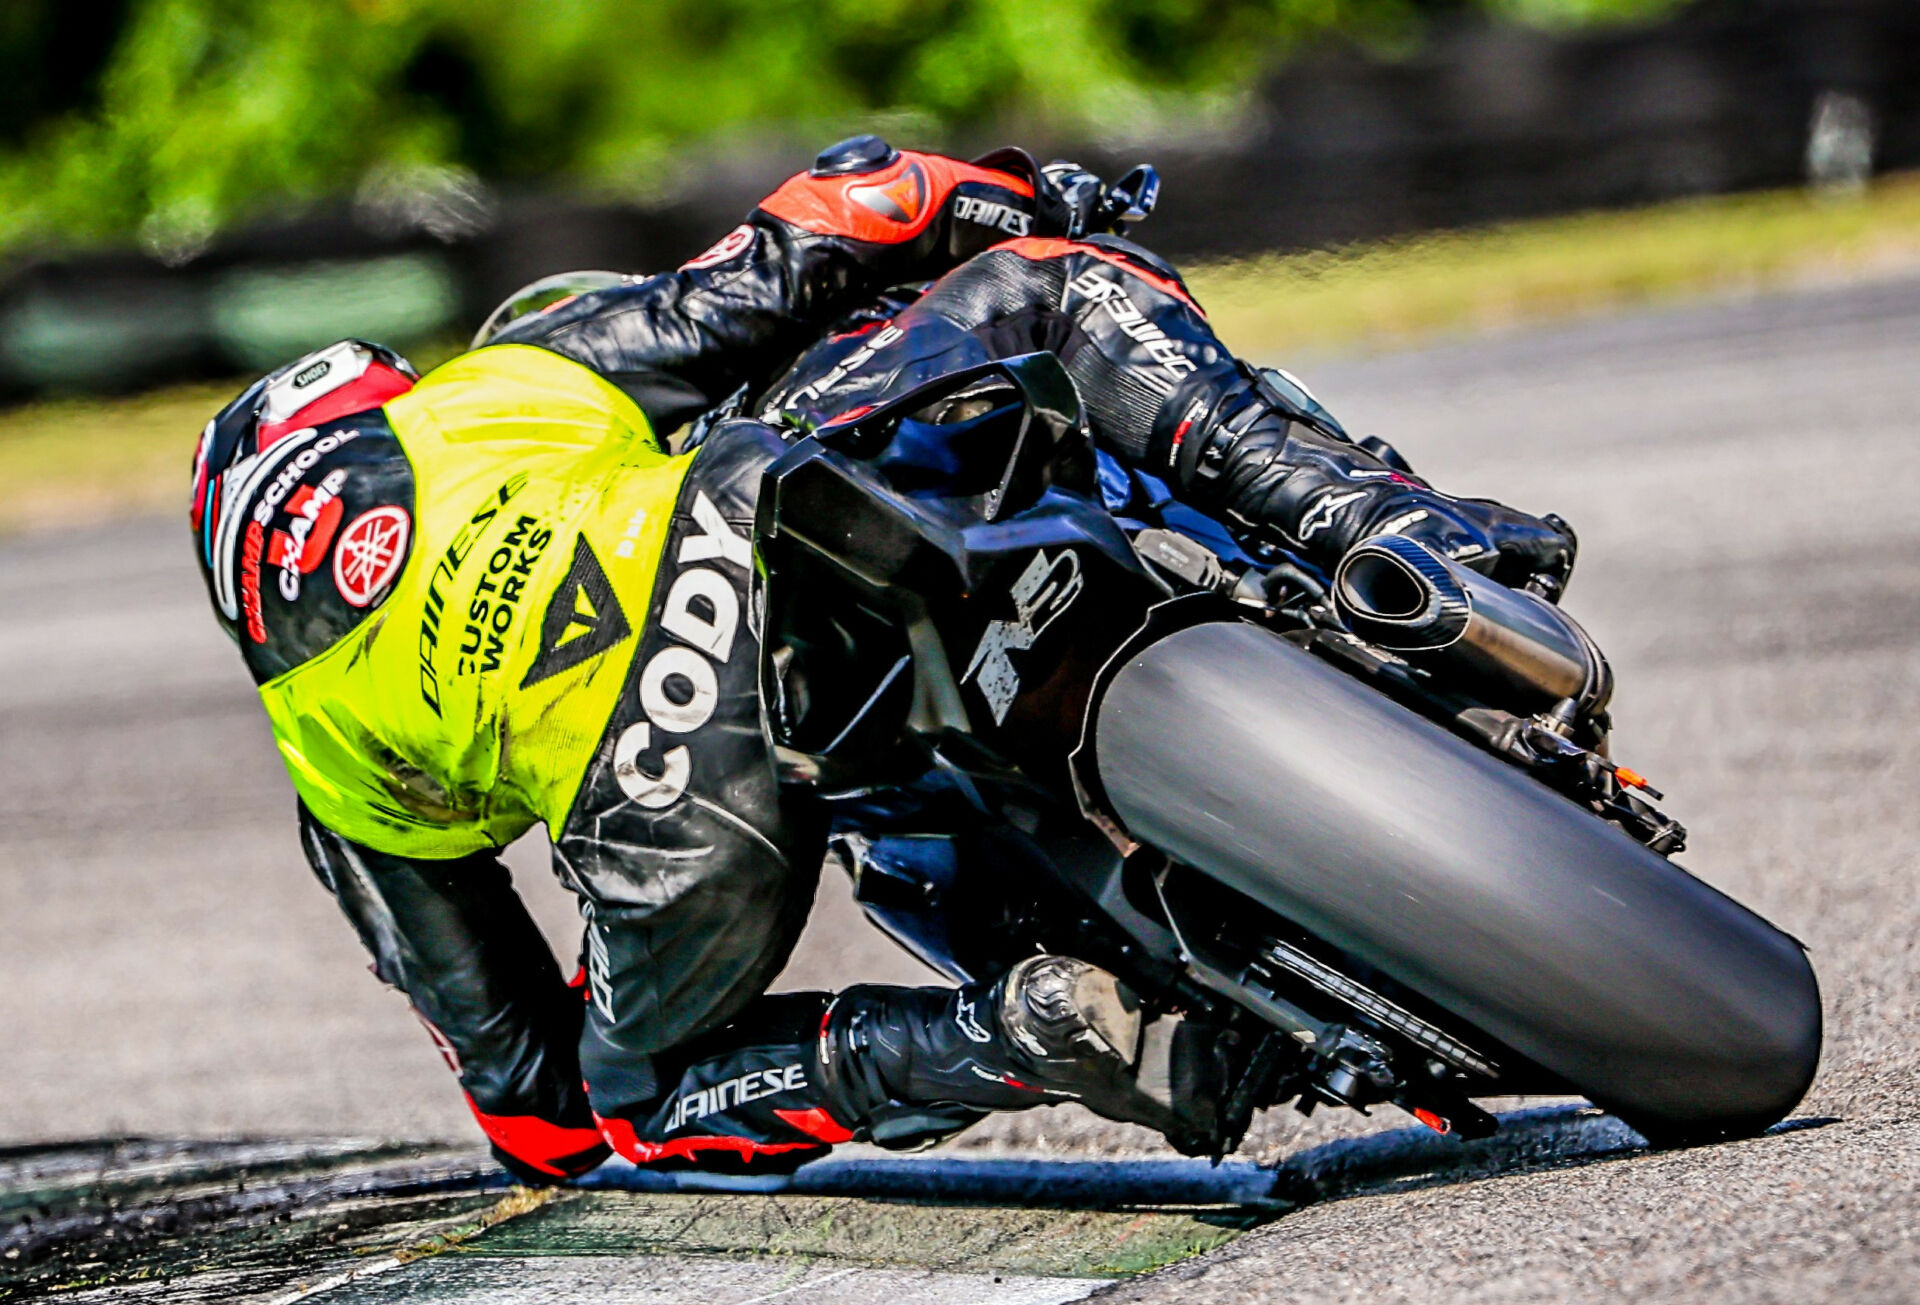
[{"xmin": 1333, "ymin": 534, "xmax": 1612, "ymax": 716}]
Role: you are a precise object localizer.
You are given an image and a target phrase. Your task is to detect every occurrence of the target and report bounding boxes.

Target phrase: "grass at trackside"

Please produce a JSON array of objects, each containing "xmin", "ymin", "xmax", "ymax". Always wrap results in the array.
[
  {"xmin": 3, "ymin": 175, "xmax": 1919, "ymax": 535},
  {"xmin": 0, "ymin": 338, "xmax": 464, "ymax": 535},
  {"xmin": 1188, "ymin": 173, "xmax": 1920, "ymax": 360},
  {"xmin": 0, "ymin": 380, "xmax": 236, "ymax": 534}
]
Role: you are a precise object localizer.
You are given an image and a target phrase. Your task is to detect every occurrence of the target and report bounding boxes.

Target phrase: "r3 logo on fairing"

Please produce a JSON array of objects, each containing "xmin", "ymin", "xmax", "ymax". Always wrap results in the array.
[
  {"xmin": 610, "ymin": 492, "xmax": 754, "ymax": 810},
  {"xmin": 962, "ymin": 548, "xmax": 1084, "ymax": 725}
]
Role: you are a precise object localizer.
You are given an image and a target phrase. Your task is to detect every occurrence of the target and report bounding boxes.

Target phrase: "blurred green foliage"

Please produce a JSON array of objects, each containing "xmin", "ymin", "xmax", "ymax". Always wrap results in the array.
[{"xmin": 0, "ymin": 0, "xmax": 1680, "ymax": 257}]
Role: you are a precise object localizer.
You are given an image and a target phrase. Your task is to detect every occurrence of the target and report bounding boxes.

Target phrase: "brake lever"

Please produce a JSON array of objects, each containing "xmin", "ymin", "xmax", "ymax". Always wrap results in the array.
[
  {"xmin": 1522, "ymin": 572, "xmax": 1564, "ymax": 603},
  {"xmin": 1240, "ymin": 559, "xmax": 1330, "ymax": 614},
  {"xmin": 1097, "ymin": 165, "xmax": 1160, "ymax": 231},
  {"xmin": 1522, "ymin": 512, "xmax": 1577, "ymax": 603}
]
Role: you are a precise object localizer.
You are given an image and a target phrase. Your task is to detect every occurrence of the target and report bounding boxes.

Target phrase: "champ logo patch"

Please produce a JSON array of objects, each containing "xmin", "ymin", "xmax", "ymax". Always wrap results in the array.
[{"xmin": 269, "ymin": 471, "xmax": 348, "ymax": 602}]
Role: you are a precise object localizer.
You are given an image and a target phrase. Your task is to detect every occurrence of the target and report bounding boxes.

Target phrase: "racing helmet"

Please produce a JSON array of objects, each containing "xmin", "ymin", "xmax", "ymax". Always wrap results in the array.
[
  {"xmin": 470, "ymin": 270, "xmax": 632, "ymax": 349},
  {"xmin": 190, "ymin": 339, "xmax": 420, "ymax": 684}
]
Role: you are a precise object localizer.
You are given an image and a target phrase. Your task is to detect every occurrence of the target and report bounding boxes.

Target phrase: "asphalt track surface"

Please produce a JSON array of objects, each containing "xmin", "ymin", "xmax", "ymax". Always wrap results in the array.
[{"xmin": 4, "ymin": 273, "xmax": 1920, "ymax": 1300}]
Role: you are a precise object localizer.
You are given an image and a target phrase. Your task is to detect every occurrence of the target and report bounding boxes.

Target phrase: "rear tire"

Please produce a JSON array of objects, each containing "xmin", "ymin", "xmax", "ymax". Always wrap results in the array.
[
  {"xmin": 1093, "ymin": 620, "xmax": 1822, "ymax": 1135},
  {"xmin": 1612, "ymin": 1107, "xmax": 1779, "ymax": 1149}
]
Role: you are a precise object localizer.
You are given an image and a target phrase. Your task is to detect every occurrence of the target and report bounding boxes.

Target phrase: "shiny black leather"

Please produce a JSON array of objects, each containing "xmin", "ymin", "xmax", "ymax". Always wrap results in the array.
[
  {"xmin": 532, "ymin": 960, "xmax": 1215, "ymax": 1170},
  {"xmin": 816, "ymin": 961, "xmax": 1223, "ymax": 1156},
  {"xmin": 551, "ymin": 421, "xmax": 824, "ymax": 1121},
  {"xmin": 1179, "ymin": 387, "xmax": 1579, "ymax": 585},
  {"xmin": 297, "ymin": 806, "xmax": 599, "ymax": 1139}
]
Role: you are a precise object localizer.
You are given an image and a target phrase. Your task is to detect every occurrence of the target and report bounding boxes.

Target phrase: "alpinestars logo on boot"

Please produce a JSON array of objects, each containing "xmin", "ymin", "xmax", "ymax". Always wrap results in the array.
[{"xmin": 522, "ymin": 535, "xmax": 632, "ymax": 687}]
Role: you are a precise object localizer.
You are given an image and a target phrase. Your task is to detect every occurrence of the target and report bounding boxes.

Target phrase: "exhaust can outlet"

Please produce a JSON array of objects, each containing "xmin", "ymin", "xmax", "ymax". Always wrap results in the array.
[{"xmin": 1334, "ymin": 534, "xmax": 1611, "ymax": 715}]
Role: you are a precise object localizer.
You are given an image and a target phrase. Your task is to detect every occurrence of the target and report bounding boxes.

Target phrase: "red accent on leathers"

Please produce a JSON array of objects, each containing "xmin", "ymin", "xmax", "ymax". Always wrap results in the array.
[
  {"xmin": 257, "ymin": 362, "xmax": 415, "ymax": 448},
  {"xmin": 190, "ymin": 450, "xmax": 214, "ymax": 535},
  {"xmin": 465, "ymin": 1093, "xmax": 612, "ymax": 1178},
  {"xmin": 995, "ymin": 236, "xmax": 1206, "ymax": 315},
  {"xmin": 416, "ymin": 1010, "xmax": 464, "ymax": 1075},
  {"xmin": 773, "ymin": 1106, "xmax": 857, "ymax": 1144},
  {"xmin": 594, "ymin": 1112, "xmax": 828, "ymax": 1169},
  {"xmin": 269, "ymin": 488, "xmax": 344, "ymax": 575},
  {"xmin": 760, "ymin": 151, "xmax": 1035, "ymax": 245}
]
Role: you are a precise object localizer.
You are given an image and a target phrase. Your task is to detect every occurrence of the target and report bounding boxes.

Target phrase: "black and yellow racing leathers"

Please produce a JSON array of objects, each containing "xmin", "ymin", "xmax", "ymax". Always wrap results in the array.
[{"xmin": 204, "ymin": 136, "xmax": 1576, "ymax": 1179}]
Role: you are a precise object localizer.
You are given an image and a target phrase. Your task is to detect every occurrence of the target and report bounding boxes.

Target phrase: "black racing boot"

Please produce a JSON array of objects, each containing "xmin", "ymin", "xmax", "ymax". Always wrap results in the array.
[
  {"xmin": 995, "ymin": 955, "xmax": 1228, "ymax": 1156},
  {"xmin": 817, "ymin": 955, "xmax": 1230, "ymax": 1156}
]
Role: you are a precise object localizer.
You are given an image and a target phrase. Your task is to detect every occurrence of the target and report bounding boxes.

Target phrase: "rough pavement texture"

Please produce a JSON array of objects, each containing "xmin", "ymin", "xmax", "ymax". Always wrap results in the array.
[{"xmin": 2, "ymin": 275, "xmax": 1918, "ymax": 1299}]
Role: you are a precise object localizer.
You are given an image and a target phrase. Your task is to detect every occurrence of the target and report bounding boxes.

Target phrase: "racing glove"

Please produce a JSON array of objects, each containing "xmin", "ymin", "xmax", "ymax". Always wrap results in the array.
[{"xmin": 1039, "ymin": 160, "xmax": 1161, "ymax": 238}]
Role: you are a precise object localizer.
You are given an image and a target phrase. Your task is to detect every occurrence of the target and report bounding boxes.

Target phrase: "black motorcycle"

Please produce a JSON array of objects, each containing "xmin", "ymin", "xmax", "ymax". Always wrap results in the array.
[{"xmin": 749, "ymin": 349, "xmax": 1821, "ymax": 1154}]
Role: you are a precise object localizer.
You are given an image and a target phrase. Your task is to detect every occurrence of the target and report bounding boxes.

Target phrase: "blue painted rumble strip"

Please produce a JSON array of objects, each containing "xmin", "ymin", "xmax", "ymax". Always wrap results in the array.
[{"xmin": 569, "ymin": 1155, "xmax": 1290, "ymax": 1209}]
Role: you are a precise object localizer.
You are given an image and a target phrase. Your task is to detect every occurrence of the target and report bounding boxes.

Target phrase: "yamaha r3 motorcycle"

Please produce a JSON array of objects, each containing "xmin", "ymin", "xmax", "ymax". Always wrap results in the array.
[{"xmin": 750, "ymin": 351, "xmax": 1821, "ymax": 1154}]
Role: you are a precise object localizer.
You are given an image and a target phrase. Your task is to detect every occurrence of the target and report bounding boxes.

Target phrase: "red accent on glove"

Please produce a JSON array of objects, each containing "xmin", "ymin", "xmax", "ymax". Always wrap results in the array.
[{"xmin": 760, "ymin": 152, "xmax": 1034, "ymax": 246}]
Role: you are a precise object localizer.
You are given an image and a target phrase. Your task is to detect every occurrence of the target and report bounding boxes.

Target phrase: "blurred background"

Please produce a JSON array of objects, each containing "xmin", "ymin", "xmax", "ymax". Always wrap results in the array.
[
  {"xmin": 0, "ymin": 0, "xmax": 1917, "ymax": 528},
  {"xmin": 3, "ymin": 0, "xmax": 1919, "ymax": 1169},
  {"xmin": 0, "ymin": 0, "xmax": 1912, "ymax": 400}
]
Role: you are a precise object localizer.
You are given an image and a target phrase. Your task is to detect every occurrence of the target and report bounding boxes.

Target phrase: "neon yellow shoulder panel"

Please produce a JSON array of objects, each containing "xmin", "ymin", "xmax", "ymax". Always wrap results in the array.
[{"xmin": 259, "ymin": 345, "xmax": 694, "ymax": 858}]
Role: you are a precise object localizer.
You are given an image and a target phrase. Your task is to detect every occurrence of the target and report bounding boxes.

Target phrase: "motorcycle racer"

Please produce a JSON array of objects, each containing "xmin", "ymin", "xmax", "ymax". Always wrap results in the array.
[{"xmin": 190, "ymin": 136, "xmax": 1575, "ymax": 1181}]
